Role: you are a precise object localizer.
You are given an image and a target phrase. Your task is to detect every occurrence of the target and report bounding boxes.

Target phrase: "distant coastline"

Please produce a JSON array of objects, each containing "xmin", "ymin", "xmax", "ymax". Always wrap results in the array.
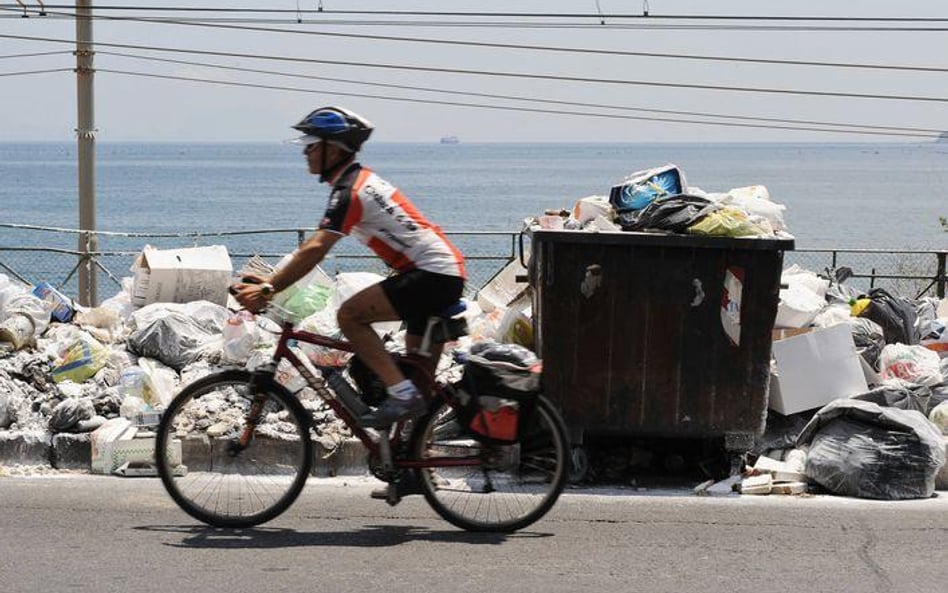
[{"xmin": 938, "ymin": 131, "xmax": 948, "ymax": 143}]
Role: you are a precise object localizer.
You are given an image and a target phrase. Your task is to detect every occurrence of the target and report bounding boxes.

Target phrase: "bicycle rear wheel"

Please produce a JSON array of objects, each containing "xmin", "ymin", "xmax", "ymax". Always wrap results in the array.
[
  {"xmin": 412, "ymin": 395, "xmax": 569, "ymax": 532},
  {"xmin": 155, "ymin": 370, "xmax": 314, "ymax": 528}
]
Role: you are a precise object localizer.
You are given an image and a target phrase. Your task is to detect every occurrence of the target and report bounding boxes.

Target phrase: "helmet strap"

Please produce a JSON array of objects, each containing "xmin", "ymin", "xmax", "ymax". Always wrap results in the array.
[{"xmin": 318, "ymin": 142, "xmax": 355, "ymax": 183}]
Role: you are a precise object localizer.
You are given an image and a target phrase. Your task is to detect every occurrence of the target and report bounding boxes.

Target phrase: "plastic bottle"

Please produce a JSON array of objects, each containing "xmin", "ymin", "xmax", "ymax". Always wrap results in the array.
[
  {"xmin": 120, "ymin": 395, "xmax": 147, "ymax": 420},
  {"xmin": 325, "ymin": 370, "xmax": 370, "ymax": 417},
  {"xmin": 120, "ymin": 366, "xmax": 146, "ymax": 400}
]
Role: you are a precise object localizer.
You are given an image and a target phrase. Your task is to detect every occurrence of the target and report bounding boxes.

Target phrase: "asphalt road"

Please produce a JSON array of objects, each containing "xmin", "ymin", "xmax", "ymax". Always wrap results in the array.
[{"xmin": 1, "ymin": 474, "xmax": 946, "ymax": 593}]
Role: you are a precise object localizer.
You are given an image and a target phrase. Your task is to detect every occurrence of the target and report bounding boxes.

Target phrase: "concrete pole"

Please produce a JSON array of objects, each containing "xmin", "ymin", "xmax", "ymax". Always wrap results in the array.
[{"xmin": 76, "ymin": 0, "xmax": 97, "ymax": 306}]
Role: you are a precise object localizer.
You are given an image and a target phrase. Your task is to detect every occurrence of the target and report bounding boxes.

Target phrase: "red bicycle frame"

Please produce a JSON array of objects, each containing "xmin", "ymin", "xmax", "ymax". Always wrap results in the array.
[{"xmin": 264, "ymin": 320, "xmax": 481, "ymax": 470}]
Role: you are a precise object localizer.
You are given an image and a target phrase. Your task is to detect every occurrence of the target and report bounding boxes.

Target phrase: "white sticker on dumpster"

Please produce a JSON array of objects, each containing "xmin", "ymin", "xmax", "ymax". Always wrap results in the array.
[{"xmin": 721, "ymin": 267, "xmax": 744, "ymax": 346}]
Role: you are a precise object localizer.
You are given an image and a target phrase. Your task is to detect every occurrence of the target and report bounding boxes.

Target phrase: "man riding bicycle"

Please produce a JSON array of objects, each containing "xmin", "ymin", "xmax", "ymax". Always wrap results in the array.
[{"xmin": 233, "ymin": 106, "xmax": 466, "ymax": 427}]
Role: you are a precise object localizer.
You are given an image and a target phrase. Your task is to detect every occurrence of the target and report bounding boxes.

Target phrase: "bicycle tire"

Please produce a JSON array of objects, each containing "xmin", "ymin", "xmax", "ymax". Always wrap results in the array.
[
  {"xmin": 155, "ymin": 369, "xmax": 314, "ymax": 528},
  {"xmin": 412, "ymin": 395, "xmax": 569, "ymax": 532}
]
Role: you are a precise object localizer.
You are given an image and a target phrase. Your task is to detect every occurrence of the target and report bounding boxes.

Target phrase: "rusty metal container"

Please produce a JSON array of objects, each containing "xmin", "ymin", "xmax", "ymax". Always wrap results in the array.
[{"xmin": 530, "ymin": 229, "xmax": 794, "ymax": 451}]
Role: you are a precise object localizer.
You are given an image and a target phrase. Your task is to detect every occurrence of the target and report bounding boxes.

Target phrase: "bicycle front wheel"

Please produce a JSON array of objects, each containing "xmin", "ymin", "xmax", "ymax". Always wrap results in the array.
[
  {"xmin": 155, "ymin": 370, "xmax": 314, "ymax": 528},
  {"xmin": 412, "ymin": 395, "xmax": 569, "ymax": 532}
]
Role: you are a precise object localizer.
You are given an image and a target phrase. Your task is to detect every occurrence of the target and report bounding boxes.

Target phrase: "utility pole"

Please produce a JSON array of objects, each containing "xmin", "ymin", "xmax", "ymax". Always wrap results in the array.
[{"xmin": 75, "ymin": 0, "xmax": 97, "ymax": 306}]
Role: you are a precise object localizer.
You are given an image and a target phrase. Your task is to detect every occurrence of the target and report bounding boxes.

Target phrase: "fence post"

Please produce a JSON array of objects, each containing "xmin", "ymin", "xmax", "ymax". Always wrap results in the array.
[
  {"xmin": 78, "ymin": 230, "xmax": 98, "ymax": 306},
  {"xmin": 937, "ymin": 251, "xmax": 947, "ymax": 298}
]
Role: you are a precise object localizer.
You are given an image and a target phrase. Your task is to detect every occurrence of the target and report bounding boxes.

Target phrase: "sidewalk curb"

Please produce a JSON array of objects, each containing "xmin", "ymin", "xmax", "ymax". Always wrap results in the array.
[
  {"xmin": 4, "ymin": 431, "xmax": 946, "ymax": 490},
  {"xmin": 0, "ymin": 431, "xmax": 371, "ymax": 476}
]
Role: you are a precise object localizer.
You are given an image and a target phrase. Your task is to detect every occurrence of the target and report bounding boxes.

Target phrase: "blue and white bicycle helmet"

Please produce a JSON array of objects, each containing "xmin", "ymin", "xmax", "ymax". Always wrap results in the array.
[{"xmin": 292, "ymin": 106, "xmax": 374, "ymax": 152}]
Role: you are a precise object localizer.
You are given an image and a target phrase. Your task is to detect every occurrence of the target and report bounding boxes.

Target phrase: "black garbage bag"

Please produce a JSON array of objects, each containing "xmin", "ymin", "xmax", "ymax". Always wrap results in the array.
[
  {"xmin": 846, "ymin": 317, "xmax": 885, "ymax": 370},
  {"xmin": 858, "ymin": 288, "xmax": 918, "ymax": 345},
  {"xmin": 796, "ymin": 399, "xmax": 945, "ymax": 500},
  {"xmin": 48, "ymin": 397, "xmax": 95, "ymax": 433},
  {"xmin": 851, "ymin": 382, "xmax": 932, "ymax": 415},
  {"xmin": 127, "ymin": 312, "xmax": 218, "ymax": 370},
  {"xmin": 619, "ymin": 195, "xmax": 718, "ymax": 233}
]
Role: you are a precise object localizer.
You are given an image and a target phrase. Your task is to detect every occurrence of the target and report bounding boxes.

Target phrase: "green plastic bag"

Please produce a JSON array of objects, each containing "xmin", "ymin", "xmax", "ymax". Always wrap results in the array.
[{"xmin": 279, "ymin": 283, "xmax": 332, "ymax": 319}]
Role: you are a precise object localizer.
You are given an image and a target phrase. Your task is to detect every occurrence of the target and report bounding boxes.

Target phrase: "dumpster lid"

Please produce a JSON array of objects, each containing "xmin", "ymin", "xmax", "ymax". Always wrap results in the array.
[{"xmin": 529, "ymin": 229, "xmax": 794, "ymax": 251}]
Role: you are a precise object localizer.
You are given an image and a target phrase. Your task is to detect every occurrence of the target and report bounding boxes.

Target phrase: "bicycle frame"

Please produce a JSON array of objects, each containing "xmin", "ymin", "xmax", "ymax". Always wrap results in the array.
[{"xmin": 254, "ymin": 320, "xmax": 482, "ymax": 471}]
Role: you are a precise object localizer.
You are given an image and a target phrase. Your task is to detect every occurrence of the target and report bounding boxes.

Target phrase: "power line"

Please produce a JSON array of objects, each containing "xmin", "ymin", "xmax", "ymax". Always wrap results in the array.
[
  {"xmin": 96, "ymin": 68, "xmax": 939, "ymax": 140},
  {"xmin": 99, "ymin": 50, "xmax": 944, "ymax": 136},
  {"xmin": 5, "ymin": 13, "xmax": 948, "ymax": 31},
  {"xmin": 3, "ymin": 6, "xmax": 947, "ymax": 73},
  {"xmin": 8, "ymin": 5, "xmax": 948, "ymax": 22},
  {"xmin": 0, "ymin": 67, "xmax": 70, "ymax": 77},
  {"xmin": 4, "ymin": 33, "xmax": 947, "ymax": 104},
  {"xmin": 0, "ymin": 50, "xmax": 68, "ymax": 59}
]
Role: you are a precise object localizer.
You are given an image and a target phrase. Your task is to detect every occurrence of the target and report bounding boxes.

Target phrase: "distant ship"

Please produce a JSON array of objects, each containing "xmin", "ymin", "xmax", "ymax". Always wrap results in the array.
[{"xmin": 440, "ymin": 135, "xmax": 460, "ymax": 144}]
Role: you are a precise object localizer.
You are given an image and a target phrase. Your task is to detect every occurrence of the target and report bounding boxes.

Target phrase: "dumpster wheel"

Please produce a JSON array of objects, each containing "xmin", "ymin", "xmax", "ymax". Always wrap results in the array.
[{"xmin": 568, "ymin": 445, "xmax": 589, "ymax": 483}]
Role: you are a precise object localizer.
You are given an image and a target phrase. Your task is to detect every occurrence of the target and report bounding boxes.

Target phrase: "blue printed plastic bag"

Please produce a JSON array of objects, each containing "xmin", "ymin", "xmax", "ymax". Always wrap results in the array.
[{"xmin": 609, "ymin": 164, "xmax": 685, "ymax": 212}]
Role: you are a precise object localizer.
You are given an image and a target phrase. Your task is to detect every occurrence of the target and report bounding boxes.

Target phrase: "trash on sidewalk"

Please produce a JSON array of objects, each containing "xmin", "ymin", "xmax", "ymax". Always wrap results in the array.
[
  {"xmin": 90, "ymin": 417, "xmax": 182, "ymax": 476},
  {"xmin": 796, "ymin": 399, "xmax": 946, "ymax": 500},
  {"xmin": 739, "ymin": 453, "xmax": 809, "ymax": 495},
  {"xmin": 769, "ymin": 324, "xmax": 868, "ymax": 415}
]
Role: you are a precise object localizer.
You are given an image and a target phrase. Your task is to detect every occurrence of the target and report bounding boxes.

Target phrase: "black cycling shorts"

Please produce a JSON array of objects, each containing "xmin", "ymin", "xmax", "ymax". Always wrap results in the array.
[{"xmin": 380, "ymin": 269, "xmax": 465, "ymax": 336}]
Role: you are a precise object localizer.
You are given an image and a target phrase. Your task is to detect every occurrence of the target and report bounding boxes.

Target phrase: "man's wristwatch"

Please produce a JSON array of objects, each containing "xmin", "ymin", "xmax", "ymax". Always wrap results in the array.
[{"xmin": 260, "ymin": 282, "xmax": 275, "ymax": 299}]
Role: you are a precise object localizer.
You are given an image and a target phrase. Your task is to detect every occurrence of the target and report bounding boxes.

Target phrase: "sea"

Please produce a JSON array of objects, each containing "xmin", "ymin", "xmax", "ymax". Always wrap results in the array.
[{"xmin": 1, "ymin": 141, "xmax": 946, "ymax": 293}]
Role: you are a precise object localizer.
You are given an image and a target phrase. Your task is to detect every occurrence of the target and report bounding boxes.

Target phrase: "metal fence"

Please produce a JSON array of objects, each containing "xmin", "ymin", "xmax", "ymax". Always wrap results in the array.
[
  {"xmin": 0, "ymin": 224, "xmax": 520, "ymax": 304},
  {"xmin": 0, "ymin": 223, "xmax": 945, "ymax": 305}
]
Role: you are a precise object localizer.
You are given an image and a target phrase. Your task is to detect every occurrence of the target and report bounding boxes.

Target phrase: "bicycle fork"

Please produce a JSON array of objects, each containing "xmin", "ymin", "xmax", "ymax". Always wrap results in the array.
[{"xmin": 229, "ymin": 374, "xmax": 270, "ymax": 457}]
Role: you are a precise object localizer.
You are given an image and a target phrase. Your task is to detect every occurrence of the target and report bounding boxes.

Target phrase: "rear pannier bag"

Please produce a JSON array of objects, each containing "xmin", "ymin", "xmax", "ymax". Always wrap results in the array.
[{"xmin": 457, "ymin": 345, "xmax": 542, "ymax": 444}]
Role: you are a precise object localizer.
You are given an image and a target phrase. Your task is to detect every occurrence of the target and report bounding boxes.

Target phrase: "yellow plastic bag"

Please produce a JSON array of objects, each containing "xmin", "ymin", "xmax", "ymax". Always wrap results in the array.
[
  {"xmin": 51, "ymin": 336, "xmax": 109, "ymax": 383},
  {"xmin": 687, "ymin": 207, "xmax": 768, "ymax": 238}
]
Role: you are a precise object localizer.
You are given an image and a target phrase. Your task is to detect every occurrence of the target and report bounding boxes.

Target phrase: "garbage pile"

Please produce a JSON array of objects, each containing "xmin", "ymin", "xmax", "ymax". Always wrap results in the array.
[
  {"xmin": 528, "ymin": 162, "xmax": 792, "ymax": 240},
  {"xmin": 0, "ymin": 245, "xmax": 530, "ymax": 475},
  {"xmin": 743, "ymin": 265, "xmax": 948, "ymax": 499}
]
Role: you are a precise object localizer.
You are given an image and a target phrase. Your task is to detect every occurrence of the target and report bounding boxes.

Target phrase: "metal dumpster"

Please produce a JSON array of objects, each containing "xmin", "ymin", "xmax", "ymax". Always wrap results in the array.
[{"xmin": 529, "ymin": 229, "xmax": 794, "ymax": 456}]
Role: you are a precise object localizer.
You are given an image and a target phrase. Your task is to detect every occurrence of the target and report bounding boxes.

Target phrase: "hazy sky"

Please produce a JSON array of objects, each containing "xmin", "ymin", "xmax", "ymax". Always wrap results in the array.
[{"xmin": 2, "ymin": 0, "xmax": 946, "ymax": 142}]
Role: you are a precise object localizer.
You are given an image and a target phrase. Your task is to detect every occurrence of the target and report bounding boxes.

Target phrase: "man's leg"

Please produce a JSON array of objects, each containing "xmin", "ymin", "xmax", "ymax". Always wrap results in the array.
[
  {"xmin": 335, "ymin": 283, "xmax": 404, "ymax": 386},
  {"xmin": 405, "ymin": 333, "xmax": 444, "ymax": 377},
  {"xmin": 336, "ymin": 283, "xmax": 426, "ymax": 427}
]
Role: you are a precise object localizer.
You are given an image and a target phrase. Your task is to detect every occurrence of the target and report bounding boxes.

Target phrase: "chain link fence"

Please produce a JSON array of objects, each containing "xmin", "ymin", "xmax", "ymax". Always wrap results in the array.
[
  {"xmin": 1, "ymin": 224, "xmax": 944, "ymax": 304},
  {"xmin": 0, "ymin": 225, "xmax": 521, "ymax": 303}
]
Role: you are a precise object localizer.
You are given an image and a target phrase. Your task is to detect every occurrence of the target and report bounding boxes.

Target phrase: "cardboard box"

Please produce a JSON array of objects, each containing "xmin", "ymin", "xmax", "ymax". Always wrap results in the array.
[
  {"xmin": 131, "ymin": 244, "xmax": 233, "ymax": 307},
  {"xmin": 477, "ymin": 256, "xmax": 529, "ymax": 313},
  {"xmin": 772, "ymin": 327, "xmax": 814, "ymax": 342},
  {"xmin": 90, "ymin": 417, "xmax": 182, "ymax": 475},
  {"xmin": 769, "ymin": 323, "xmax": 868, "ymax": 415}
]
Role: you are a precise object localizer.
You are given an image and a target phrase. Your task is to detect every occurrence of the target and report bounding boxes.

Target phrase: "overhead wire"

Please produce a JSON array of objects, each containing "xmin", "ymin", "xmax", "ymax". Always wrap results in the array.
[
  {"xmin": 4, "ymin": 13, "xmax": 948, "ymax": 31},
  {"xmin": 0, "ymin": 67, "xmax": 70, "ymax": 77},
  {"xmin": 2, "ymin": 6, "xmax": 947, "ymax": 72},
  {"xmin": 99, "ymin": 50, "xmax": 945, "ymax": 136},
  {"xmin": 95, "ymin": 68, "xmax": 939, "ymax": 139},
  {"xmin": 0, "ymin": 49, "xmax": 68, "ymax": 59},
  {"xmin": 7, "ymin": 5, "xmax": 948, "ymax": 22},
  {"xmin": 3, "ymin": 33, "xmax": 947, "ymax": 104}
]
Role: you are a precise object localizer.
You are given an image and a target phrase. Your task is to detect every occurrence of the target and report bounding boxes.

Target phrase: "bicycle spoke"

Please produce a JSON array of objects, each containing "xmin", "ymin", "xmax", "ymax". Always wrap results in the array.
[{"xmin": 156, "ymin": 371, "xmax": 313, "ymax": 528}]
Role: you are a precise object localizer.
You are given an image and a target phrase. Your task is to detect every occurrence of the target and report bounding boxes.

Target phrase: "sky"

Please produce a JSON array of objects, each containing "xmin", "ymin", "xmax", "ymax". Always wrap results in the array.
[{"xmin": 1, "ymin": 0, "xmax": 947, "ymax": 143}]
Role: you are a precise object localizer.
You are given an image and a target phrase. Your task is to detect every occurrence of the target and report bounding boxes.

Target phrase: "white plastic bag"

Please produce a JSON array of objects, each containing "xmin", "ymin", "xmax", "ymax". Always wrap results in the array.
[
  {"xmin": 775, "ymin": 265, "xmax": 828, "ymax": 328},
  {"xmin": 879, "ymin": 343, "xmax": 944, "ymax": 387},
  {"xmin": 221, "ymin": 310, "xmax": 258, "ymax": 364},
  {"xmin": 572, "ymin": 195, "xmax": 614, "ymax": 225},
  {"xmin": 138, "ymin": 357, "xmax": 180, "ymax": 408}
]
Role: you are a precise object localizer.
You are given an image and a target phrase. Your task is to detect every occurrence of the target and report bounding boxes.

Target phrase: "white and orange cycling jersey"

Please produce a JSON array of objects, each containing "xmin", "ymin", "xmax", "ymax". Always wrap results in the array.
[{"xmin": 318, "ymin": 163, "xmax": 466, "ymax": 279}]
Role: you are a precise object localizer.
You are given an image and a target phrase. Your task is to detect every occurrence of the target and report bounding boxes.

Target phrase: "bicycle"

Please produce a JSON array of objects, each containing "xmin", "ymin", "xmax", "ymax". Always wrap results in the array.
[{"xmin": 155, "ymin": 300, "xmax": 569, "ymax": 532}]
